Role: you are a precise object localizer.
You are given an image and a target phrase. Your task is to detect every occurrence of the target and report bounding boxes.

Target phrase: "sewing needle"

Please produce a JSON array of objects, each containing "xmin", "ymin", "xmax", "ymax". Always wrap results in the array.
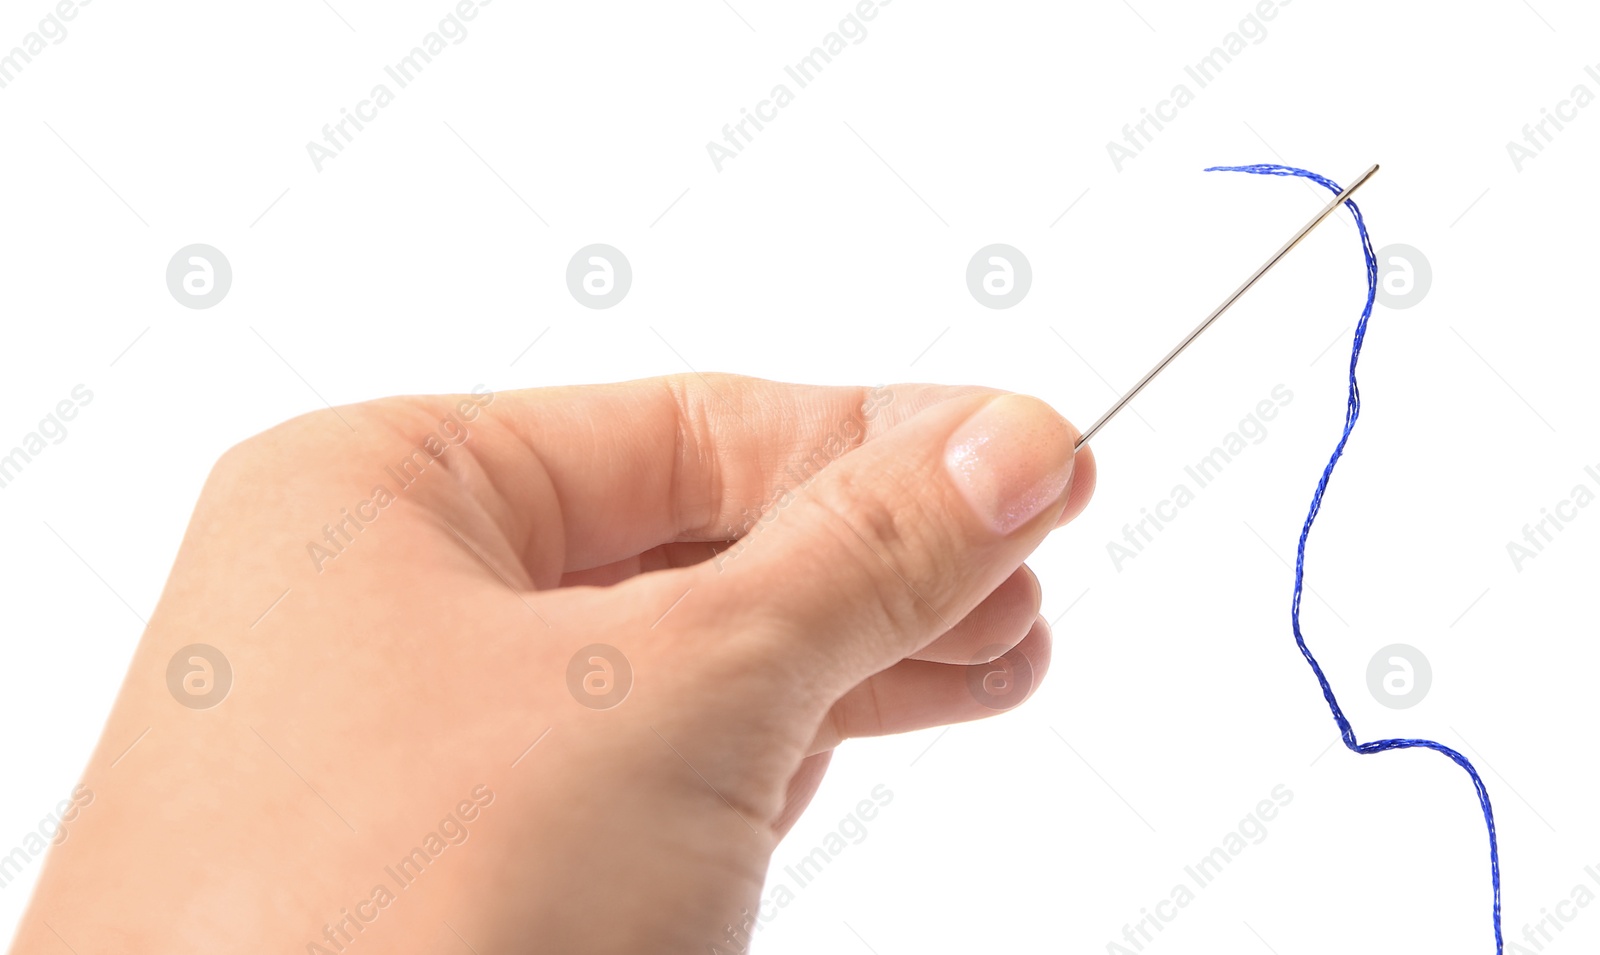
[{"xmin": 1074, "ymin": 163, "xmax": 1380, "ymax": 451}]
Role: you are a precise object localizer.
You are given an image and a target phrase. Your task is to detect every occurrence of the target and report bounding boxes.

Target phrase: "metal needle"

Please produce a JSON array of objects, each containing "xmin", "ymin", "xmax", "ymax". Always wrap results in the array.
[{"xmin": 1073, "ymin": 163, "xmax": 1380, "ymax": 451}]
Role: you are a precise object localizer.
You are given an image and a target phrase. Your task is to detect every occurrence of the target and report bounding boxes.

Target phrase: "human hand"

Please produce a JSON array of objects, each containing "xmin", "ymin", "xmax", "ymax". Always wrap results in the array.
[{"xmin": 11, "ymin": 374, "xmax": 1094, "ymax": 954}]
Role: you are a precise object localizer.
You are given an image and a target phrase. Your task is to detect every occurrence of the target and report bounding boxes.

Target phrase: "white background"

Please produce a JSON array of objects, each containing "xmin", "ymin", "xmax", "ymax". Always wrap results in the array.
[{"xmin": 2, "ymin": 1, "xmax": 1597, "ymax": 952}]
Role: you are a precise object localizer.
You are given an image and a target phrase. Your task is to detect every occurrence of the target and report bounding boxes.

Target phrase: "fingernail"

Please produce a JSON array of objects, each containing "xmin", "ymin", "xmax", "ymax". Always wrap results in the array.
[{"xmin": 944, "ymin": 395, "xmax": 1076, "ymax": 535}]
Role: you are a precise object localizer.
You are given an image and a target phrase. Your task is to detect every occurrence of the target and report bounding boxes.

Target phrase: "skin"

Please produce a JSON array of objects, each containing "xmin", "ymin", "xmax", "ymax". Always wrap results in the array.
[{"xmin": 10, "ymin": 374, "xmax": 1094, "ymax": 954}]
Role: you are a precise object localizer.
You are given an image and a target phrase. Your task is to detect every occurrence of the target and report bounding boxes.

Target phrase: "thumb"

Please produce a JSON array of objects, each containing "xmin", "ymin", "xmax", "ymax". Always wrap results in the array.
[{"xmin": 713, "ymin": 391, "xmax": 1085, "ymax": 690}]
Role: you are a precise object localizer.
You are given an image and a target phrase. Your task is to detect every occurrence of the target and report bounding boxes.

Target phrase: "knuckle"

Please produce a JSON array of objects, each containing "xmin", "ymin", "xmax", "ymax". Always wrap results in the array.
[
  {"xmin": 659, "ymin": 375, "xmax": 722, "ymax": 536},
  {"xmin": 206, "ymin": 397, "xmax": 472, "ymax": 512},
  {"xmin": 804, "ymin": 466, "xmax": 957, "ymax": 639}
]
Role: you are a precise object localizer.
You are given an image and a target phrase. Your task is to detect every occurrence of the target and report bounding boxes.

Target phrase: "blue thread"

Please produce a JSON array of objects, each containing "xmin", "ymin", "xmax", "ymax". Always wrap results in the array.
[{"xmin": 1204, "ymin": 163, "xmax": 1502, "ymax": 953}]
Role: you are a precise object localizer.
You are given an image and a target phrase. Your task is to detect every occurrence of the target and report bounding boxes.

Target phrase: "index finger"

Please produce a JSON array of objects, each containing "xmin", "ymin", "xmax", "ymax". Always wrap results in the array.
[{"xmin": 430, "ymin": 374, "xmax": 1066, "ymax": 575}]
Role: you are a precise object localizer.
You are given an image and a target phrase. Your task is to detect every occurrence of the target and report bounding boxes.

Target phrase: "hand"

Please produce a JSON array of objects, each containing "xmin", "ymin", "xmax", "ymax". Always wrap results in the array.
[{"xmin": 12, "ymin": 374, "xmax": 1094, "ymax": 954}]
